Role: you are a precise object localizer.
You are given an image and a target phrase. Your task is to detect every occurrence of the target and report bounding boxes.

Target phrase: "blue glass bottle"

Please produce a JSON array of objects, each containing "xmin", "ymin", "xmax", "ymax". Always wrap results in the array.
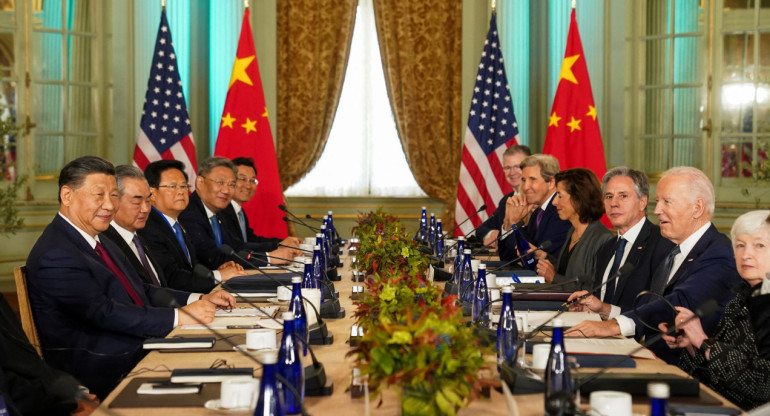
[
  {"xmin": 417, "ymin": 206, "xmax": 428, "ymax": 241},
  {"xmin": 302, "ymin": 258, "xmax": 316, "ymax": 289},
  {"xmin": 451, "ymin": 236, "xmax": 465, "ymax": 275},
  {"xmin": 497, "ymin": 284, "xmax": 518, "ymax": 371},
  {"xmin": 319, "ymin": 226, "xmax": 332, "ymax": 266},
  {"xmin": 435, "ymin": 219, "xmax": 445, "ymax": 258},
  {"xmin": 255, "ymin": 350, "xmax": 284, "ymax": 416},
  {"xmin": 459, "ymin": 249, "xmax": 474, "ymax": 303},
  {"xmin": 327, "ymin": 210, "xmax": 339, "ymax": 242},
  {"xmin": 544, "ymin": 319, "xmax": 572, "ymax": 406},
  {"xmin": 311, "ymin": 244, "xmax": 325, "ymax": 301},
  {"xmin": 428, "ymin": 213, "xmax": 437, "ymax": 247},
  {"xmin": 512, "ymin": 225, "xmax": 537, "ymax": 270},
  {"xmin": 289, "ymin": 276, "xmax": 308, "ymax": 355},
  {"xmin": 278, "ymin": 312, "xmax": 304, "ymax": 415},
  {"xmin": 472, "ymin": 264, "xmax": 490, "ymax": 326},
  {"xmin": 648, "ymin": 383, "xmax": 669, "ymax": 416}
]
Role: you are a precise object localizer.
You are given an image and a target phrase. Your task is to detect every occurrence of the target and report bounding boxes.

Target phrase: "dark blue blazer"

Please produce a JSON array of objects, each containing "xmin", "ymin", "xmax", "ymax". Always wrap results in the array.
[
  {"xmin": 498, "ymin": 194, "xmax": 571, "ymax": 261},
  {"xmin": 136, "ymin": 208, "xmax": 216, "ymax": 293},
  {"xmin": 621, "ymin": 224, "xmax": 742, "ymax": 364},
  {"xmin": 178, "ymin": 192, "xmax": 271, "ymax": 269},
  {"xmin": 219, "ymin": 203, "xmax": 281, "ymax": 248},
  {"xmin": 26, "ymin": 214, "xmax": 189, "ymax": 398},
  {"xmin": 593, "ymin": 219, "xmax": 675, "ymax": 310},
  {"xmin": 476, "ymin": 191, "xmax": 515, "ymax": 241}
]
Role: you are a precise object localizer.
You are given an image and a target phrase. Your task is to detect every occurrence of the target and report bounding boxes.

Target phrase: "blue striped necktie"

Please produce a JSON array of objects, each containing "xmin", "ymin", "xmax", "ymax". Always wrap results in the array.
[{"xmin": 210, "ymin": 215, "xmax": 222, "ymax": 247}]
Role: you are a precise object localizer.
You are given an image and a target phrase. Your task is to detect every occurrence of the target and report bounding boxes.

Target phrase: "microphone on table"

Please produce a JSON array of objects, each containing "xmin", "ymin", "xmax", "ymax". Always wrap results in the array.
[
  {"xmin": 561, "ymin": 263, "xmax": 635, "ymax": 308},
  {"xmin": 470, "ymin": 227, "xmax": 514, "ymax": 256},
  {"xmin": 304, "ymin": 214, "xmax": 324, "ymax": 223},
  {"xmin": 448, "ymin": 204, "xmax": 487, "ymax": 237},
  {"xmin": 489, "ymin": 240, "xmax": 553, "ymax": 272},
  {"xmin": 151, "ymin": 289, "xmax": 314, "ymax": 409},
  {"xmin": 242, "ymin": 250, "xmax": 339, "ymax": 294},
  {"xmin": 282, "ymin": 216, "xmax": 321, "ymax": 232},
  {"xmin": 279, "ymin": 205, "xmax": 322, "ymax": 231},
  {"xmin": 280, "ymin": 243, "xmax": 312, "ymax": 253},
  {"xmin": 542, "ymin": 299, "xmax": 721, "ymax": 416},
  {"xmin": 225, "ymin": 245, "xmax": 343, "ymax": 321}
]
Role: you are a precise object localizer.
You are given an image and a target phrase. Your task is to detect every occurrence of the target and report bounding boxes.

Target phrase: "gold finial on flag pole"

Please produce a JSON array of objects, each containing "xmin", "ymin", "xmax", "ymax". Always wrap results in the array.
[
  {"xmin": 161, "ymin": 0, "xmax": 166, "ymax": 9},
  {"xmin": 491, "ymin": 0, "xmax": 497, "ymax": 12},
  {"xmin": 244, "ymin": 0, "xmax": 249, "ymax": 9},
  {"xmin": 572, "ymin": 0, "xmax": 576, "ymax": 9}
]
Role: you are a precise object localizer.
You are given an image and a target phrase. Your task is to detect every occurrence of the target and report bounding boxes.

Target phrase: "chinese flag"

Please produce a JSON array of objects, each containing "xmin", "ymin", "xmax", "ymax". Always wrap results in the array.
[
  {"xmin": 215, "ymin": 8, "xmax": 287, "ymax": 238},
  {"xmin": 543, "ymin": 8, "xmax": 606, "ymax": 181}
]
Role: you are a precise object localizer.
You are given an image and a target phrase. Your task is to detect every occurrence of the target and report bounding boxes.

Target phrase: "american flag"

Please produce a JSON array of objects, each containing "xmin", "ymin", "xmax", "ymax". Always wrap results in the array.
[
  {"xmin": 455, "ymin": 12, "xmax": 519, "ymax": 236},
  {"xmin": 133, "ymin": 8, "xmax": 197, "ymax": 182}
]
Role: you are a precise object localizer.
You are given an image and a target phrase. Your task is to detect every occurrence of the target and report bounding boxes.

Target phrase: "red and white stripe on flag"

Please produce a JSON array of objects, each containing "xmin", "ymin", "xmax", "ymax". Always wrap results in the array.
[{"xmin": 454, "ymin": 11, "xmax": 520, "ymax": 236}]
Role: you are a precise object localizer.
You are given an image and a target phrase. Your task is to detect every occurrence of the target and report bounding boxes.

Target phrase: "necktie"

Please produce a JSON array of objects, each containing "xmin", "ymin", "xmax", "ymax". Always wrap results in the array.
[
  {"xmin": 237, "ymin": 209, "xmax": 248, "ymax": 241},
  {"xmin": 172, "ymin": 222, "xmax": 191, "ymax": 265},
  {"xmin": 94, "ymin": 242, "xmax": 144, "ymax": 306},
  {"xmin": 535, "ymin": 208, "xmax": 544, "ymax": 229},
  {"xmin": 603, "ymin": 237, "xmax": 627, "ymax": 303},
  {"xmin": 210, "ymin": 215, "xmax": 222, "ymax": 247},
  {"xmin": 132, "ymin": 235, "xmax": 161, "ymax": 287},
  {"xmin": 652, "ymin": 245, "xmax": 681, "ymax": 293}
]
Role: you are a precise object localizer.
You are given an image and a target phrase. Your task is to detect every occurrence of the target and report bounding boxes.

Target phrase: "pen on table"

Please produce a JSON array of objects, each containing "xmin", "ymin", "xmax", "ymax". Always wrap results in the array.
[{"xmin": 226, "ymin": 325, "xmax": 261, "ymax": 329}]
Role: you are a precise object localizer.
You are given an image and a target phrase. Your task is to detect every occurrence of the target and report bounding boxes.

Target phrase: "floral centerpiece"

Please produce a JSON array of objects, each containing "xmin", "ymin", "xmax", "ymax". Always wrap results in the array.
[{"xmin": 350, "ymin": 209, "xmax": 489, "ymax": 416}]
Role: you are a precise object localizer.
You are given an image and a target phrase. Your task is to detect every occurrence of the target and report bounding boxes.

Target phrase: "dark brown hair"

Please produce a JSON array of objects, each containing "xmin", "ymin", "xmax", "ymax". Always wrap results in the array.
[{"xmin": 554, "ymin": 167, "xmax": 605, "ymax": 223}]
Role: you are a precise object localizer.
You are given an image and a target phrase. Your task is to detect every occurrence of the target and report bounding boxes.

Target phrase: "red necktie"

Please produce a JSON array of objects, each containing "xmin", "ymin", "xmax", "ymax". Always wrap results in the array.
[{"xmin": 94, "ymin": 241, "xmax": 145, "ymax": 306}]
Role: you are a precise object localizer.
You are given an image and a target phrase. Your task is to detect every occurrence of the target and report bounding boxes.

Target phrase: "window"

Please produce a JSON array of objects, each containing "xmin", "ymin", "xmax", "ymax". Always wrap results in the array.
[
  {"xmin": 284, "ymin": 0, "xmax": 424, "ymax": 197},
  {"xmin": 30, "ymin": 0, "xmax": 111, "ymax": 179},
  {"xmin": 717, "ymin": 1, "xmax": 770, "ymax": 182},
  {"xmin": 628, "ymin": 0, "xmax": 707, "ymax": 175}
]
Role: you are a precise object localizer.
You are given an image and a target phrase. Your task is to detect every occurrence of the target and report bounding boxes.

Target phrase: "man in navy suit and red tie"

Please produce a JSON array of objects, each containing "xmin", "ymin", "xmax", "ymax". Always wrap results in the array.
[{"xmin": 26, "ymin": 156, "xmax": 235, "ymax": 398}]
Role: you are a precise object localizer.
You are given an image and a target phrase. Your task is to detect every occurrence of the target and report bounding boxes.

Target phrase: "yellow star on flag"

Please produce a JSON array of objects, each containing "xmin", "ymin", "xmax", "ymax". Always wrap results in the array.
[
  {"xmin": 221, "ymin": 112, "xmax": 236, "ymax": 128},
  {"xmin": 229, "ymin": 55, "xmax": 255, "ymax": 88},
  {"xmin": 262, "ymin": 107, "xmax": 269, "ymax": 119},
  {"xmin": 586, "ymin": 105, "xmax": 597, "ymax": 121},
  {"xmin": 549, "ymin": 112, "xmax": 562, "ymax": 127},
  {"xmin": 567, "ymin": 116, "xmax": 582, "ymax": 132},
  {"xmin": 559, "ymin": 54, "xmax": 580, "ymax": 85},
  {"xmin": 241, "ymin": 118, "xmax": 257, "ymax": 134}
]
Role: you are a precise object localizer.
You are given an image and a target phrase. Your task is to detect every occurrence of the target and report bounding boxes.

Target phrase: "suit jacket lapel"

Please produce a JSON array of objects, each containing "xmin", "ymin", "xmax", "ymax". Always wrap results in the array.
[
  {"xmin": 665, "ymin": 225, "xmax": 716, "ymax": 291},
  {"xmin": 612, "ymin": 220, "xmax": 651, "ymax": 303}
]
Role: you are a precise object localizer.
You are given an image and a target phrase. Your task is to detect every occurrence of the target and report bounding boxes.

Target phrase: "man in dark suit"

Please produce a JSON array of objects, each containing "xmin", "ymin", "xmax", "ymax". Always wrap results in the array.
[
  {"xmin": 137, "ymin": 160, "xmax": 245, "ymax": 292},
  {"xmin": 566, "ymin": 167, "xmax": 742, "ymax": 364},
  {"xmin": 566, "ymin": 167, "xmax": 674, "ymax": 311},
  {"xmin": 179, "ymin": 157, "xmax": 300, "ymax": 269},
  {"xmin": 498, "ymin": 154, "xmax": 571, "ymax": 261},
  {"xmin": 26, "ymin": 156, "xmax": 235, "ymax": 397},
  {"xmin": 475, "ymin": 145, "xmax": 531, "ymax": 248},
  {"xmin": 220, "ymin": 157, "xmax": 300, "ymax": 248},
  {"xmin": 0, "ymin": 294, "xmax": 97, "ymax": 416}
]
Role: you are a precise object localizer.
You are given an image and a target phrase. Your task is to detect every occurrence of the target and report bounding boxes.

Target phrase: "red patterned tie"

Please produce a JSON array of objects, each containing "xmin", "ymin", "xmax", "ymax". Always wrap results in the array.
[{"xmin": 94, "ymin": 242, "xmax": 145, "ymax": 306}]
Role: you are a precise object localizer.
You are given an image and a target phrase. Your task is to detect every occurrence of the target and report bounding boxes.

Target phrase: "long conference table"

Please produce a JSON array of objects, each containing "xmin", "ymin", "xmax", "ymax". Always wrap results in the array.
[{"xmin": 91, "ymin": 249, "xmax": 741, "ymax": 415}]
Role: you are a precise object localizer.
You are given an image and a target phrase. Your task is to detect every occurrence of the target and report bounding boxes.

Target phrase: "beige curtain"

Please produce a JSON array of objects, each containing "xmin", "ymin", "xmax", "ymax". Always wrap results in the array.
[
  {"xmin": 372, "ymin": 0, "xmax": 463, "ymax": 225},
  {"xmin": 276, "ymin": 0, "xmax": 358, "ymax": 189}
]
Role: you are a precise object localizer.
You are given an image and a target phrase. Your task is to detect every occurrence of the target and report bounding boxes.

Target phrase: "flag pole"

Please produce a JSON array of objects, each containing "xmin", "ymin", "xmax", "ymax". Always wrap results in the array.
[
  {"xmin": 161, "ymin": 0, "xmax": 166, "ymax": 9},
  {"xmin": 571, "ymin": 0, "xmax": 576, "ymax": 9},
  {"xmin": 491, "ymin": 0, "xmax": 496, "ymax": 12},
  {"xmin": 244, "ymin": 0, "xmax": 249, "ymax": 9}
]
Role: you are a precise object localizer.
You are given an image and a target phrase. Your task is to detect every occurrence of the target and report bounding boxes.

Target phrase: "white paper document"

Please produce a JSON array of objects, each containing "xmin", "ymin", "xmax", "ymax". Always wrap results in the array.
[{"xmin": 563, "ymin": 338, "xmax": 656, "ymax": 360}]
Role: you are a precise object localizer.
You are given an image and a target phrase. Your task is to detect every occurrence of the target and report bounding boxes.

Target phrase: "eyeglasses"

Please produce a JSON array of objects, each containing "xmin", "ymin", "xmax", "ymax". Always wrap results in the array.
[
  {"xmin": 502, "ymin": 166, "xmax": 522, "ymax": 172},
  {"xmin": 236, "ymin": 177, "xmax": 259, "ymax": 185},
  {"xmin": 201, "ymin": 176, "xmax": 237, "ymax": 189},
  {"xmin": 157, "ymin": 184, "xmax": 191, "ymax": 192}
]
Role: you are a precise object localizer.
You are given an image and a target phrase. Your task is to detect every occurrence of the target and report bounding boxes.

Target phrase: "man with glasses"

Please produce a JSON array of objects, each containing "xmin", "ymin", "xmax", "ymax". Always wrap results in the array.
[
  {"xmin": 476, "ymin": 145, "xmax": 531, "ymax": 248},
  {"xmin": 179, "ymin": 157, "xmax": 300, "ymax": 269},
  {"xmin": 139, "ymin": 160, "xmax": 245, "ymax": 292},
  {"xmin": 220, "ymin": 157, "xmax": 301, "ymax": 248}
]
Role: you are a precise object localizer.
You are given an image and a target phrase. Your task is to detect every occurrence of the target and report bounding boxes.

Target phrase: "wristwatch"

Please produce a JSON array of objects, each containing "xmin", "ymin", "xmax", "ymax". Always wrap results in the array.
[{"xmin": 699, "ymin": 337, "xmax": 716, "ymax": 356}]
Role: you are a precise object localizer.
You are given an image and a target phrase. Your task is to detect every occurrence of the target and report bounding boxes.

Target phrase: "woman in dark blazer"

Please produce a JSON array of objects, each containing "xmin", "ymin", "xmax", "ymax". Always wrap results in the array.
[
  {"xmin": 660, "ymin": 210, "xmax": 770, "ymax": 411},
  {"xmin": 536, "ymin": 168, "xmax": 612, "ymax": 291}
]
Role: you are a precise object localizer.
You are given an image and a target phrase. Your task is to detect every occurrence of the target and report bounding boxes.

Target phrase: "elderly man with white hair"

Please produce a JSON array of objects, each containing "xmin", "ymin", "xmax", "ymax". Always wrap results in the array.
[{"xmin": 566, "ymin": 166, "xmax": 742, "ymax": 364}]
